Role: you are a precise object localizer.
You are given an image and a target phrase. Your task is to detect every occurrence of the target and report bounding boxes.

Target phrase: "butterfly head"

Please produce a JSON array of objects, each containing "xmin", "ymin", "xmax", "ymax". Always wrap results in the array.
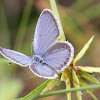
[{"xmin": 30, "ymin": 55, "xmax": 43, "ymax": 64}]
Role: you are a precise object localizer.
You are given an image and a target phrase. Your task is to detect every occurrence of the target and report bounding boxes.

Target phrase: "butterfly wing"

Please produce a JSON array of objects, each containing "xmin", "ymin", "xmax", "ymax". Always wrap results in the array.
[
  {"xmin": 34, "ymin": 9, "xmax": 60, "ymax": 55},
  {"xmin": 42, "ymin": 42, "xmax": 74, "ymax": 72},
  {"xmin": 0, "ymin": 47, "xmax": 32, "ymax": 67},
  {"xmin": 29, "ymin": 63, "xmax": 58, "ymax": 79}
]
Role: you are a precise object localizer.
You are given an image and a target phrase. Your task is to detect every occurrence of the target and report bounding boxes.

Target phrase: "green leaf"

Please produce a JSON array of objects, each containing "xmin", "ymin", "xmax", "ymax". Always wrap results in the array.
[
  {"xmin": 21, "ymin": 80, "xmax": 51, "ymax": 100},
  {"xmin": 35, "ymin": 84, "xmax": 100, "ymax": 99},
  {"xmin": 73, "ymin": 36, "xmax": 94, "ymax": 64},
  {"xmin": 72, "ymin": 69, "xmax": 82, "ymax": 100},
  {"xmin": 66, "ymin": 82, "xmax": 71, "ymax": 100},
  {"xmin": 50, "ymin": 0, "xmax": 66, "ymax": 41},
  {"xmin": 61, "ymin": 70, "xmax": 71, "ymax": 100},
  {"xmin": 80, "ymin": 71, "xmax": 100, "ymax": 84},
  {"xmin": 75, "ymin": 66, "xmax": 100, "ymax": 73}
]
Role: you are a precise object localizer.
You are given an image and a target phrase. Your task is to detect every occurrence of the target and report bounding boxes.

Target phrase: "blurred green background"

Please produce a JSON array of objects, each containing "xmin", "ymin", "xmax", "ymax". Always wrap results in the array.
[{"xmin": 0, "ymin": 0, "xmax": 100, "ymax": 100}]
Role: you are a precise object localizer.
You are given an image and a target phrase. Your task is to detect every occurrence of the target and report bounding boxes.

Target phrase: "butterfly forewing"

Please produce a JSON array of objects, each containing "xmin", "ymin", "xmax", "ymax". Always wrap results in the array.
[
  {"xmin": 29, "ymin": 63, "xmax": 58, "ymax": 79},
  {"xmin": 34, "ymin": 9, "xmax": 60, "ymax": 56},
  {"xmin": 0, "ymin": 47, "xmax": 32, "ymax": 67},
  {"xmin": 42, "ymin": 42, "xmax": 74, "ymax": 72}
]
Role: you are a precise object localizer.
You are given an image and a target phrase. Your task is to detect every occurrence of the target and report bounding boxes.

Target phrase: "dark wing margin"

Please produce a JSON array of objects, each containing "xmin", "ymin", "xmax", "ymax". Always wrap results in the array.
[{"xmin": 33, "ymin": 8, "xmax": 60, "ymax": 56}]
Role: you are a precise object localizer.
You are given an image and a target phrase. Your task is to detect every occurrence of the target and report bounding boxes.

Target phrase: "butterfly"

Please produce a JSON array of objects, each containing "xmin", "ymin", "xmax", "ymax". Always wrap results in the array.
[{"xmin": 0, "ymin": 8, "xmax": 74, "ymax": 79}]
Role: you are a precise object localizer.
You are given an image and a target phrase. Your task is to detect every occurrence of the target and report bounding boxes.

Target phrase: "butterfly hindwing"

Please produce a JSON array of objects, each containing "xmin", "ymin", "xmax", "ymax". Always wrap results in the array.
[
  {"xmin": 29, "ymin": 63, "xmax": 58, "ymax": 79},
  {"xmin": 42, "ymin": 42, "xmax": 74, "ymax": 72}
]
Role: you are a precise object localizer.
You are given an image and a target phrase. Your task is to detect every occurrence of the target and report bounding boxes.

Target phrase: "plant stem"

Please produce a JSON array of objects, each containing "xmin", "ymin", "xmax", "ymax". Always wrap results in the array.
[
  {"xmin": 50, "ymin": 0, "xmax": 66, "ymax": 41},
  {"xmin": 35, "ymin": 84, "xmax": 100, "ymax": 99}
]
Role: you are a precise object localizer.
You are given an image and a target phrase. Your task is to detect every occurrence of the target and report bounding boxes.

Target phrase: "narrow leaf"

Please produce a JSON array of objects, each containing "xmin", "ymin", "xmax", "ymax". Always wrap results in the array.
[
  {"xmin": 66, "ymin": 82, "xmax": 71, "ymax": 100},
  {"xmin": 61, "ymin": 70, "xmax": 71, "ymax": 100},
  {"xmin": 73, "ymin": 36, "xmax": 94, "ymax": 64},
  {"xmin": 75, "ymin": 66, "xmax": 100, "ymax": 73},
  {"xmin": 80, "ymin": 71, "xmax": 100, "ymax": 84},
  {"xmin": 72, "ymin": 69, "xmax": 82, "ymax": 100}
]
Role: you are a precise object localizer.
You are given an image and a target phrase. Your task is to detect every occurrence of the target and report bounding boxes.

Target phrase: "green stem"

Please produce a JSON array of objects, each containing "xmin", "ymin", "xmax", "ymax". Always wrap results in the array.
[
  {"xmin": 50, "ymin": 0, "xmax": 66, "ymax": 41},
  {"xmin": 35, "ymin": 84, "xmax": 100, "ymax": 99}
]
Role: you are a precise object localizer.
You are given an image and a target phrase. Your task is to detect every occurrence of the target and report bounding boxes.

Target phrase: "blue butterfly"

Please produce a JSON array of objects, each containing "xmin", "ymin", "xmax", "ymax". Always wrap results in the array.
[{"xmin": 0, "ymin": 9, "xmax": 74, "ymax": 79}]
